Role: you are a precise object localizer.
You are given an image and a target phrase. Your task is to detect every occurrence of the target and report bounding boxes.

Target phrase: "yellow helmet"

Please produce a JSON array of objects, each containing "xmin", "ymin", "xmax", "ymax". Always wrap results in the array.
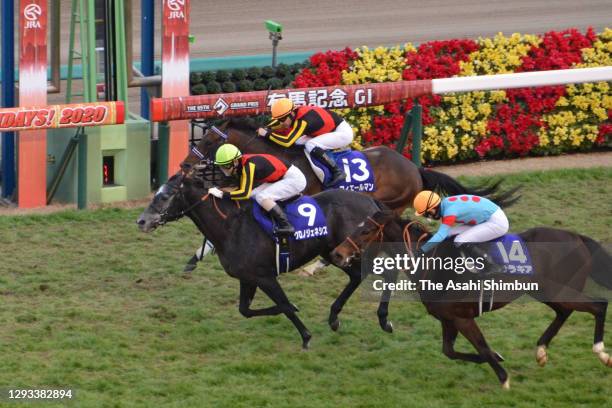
[
  {"xmin": 414, "ymin": 190, "xmax": 441, "ymax": 216},
  {"xmin": 214, "ymin": 144, "xmax": 242, "ymax": 166},
  {"xmin": 271, "ymin": 98, "xmax": 295, "ymax": 119}
]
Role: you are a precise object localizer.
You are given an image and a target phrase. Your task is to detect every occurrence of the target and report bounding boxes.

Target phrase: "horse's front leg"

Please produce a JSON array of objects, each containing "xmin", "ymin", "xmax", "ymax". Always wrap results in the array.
[
  {"xmin": 256, "ymin": 276, "xmax": 312, "ymax": 349},
  {"xmin": 376, "ymin": 267, "xmax": 398, "ymax": 333},
  {"xmin": 329, "ymin": 262, "xmax": 363, "ymax": 331},
  {"xmin": 238, "ymin": 280, "xmax": 284, "ymax": 318}
]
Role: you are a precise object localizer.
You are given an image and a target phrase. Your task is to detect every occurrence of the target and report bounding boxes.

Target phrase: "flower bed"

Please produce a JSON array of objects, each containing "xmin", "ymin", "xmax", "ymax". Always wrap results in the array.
[{"xmin": 293, "ymin": 27, "xmax": 611, "ymax": 163}]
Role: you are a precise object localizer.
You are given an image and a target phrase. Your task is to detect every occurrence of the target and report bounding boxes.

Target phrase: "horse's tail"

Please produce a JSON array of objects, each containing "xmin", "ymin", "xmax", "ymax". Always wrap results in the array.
[
  {"xmin": 579, "ymin": 234, "xmax": 612, "ymax": 289},
  {"xmin": 418, "ymin": 168, "xmax": 521, "ymax": 208}
]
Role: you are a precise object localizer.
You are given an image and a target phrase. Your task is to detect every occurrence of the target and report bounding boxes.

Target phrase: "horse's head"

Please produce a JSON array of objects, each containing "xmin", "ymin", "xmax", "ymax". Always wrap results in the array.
[
  {"xmin": 181, "ymin": 118, "xmax": 261, "ymax": 172},
  {"xmin": 331, "ymin": 212, "xmax": 432, "ymax": 268},
  {"xmin": 330, "ymin": 210, "xmax": 395, "ymax": 268},
  {"xmin": 137, "ymin": 173, "xmax": 187, "ymax": 232}
]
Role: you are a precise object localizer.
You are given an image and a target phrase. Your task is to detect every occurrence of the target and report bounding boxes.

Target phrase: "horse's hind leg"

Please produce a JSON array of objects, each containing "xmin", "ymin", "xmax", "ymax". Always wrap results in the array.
[
  {"xmin": 559, "ymin": 299, "xmax": 611, "ymax": 367},
  {"xmin": 535, "ymin": 302, "xmax": 573, "ymax": 367},
  {"xmin": 441, "ymin": 319, "xmax": 503, "ymax": 364},
  {"xmin": 329, "ymin": 264, "xmax": 363, "ymax": 331},
  {"xmin": 256, "ymin": 276, "xmax": 312, "ymax": 349},
  {"xmin": 238, "ymin": 280, "xmax": 284, "ymax": 318},
  {"xmin": 454, "ymin": 317, "xmax": 510, "ymax": 389}
]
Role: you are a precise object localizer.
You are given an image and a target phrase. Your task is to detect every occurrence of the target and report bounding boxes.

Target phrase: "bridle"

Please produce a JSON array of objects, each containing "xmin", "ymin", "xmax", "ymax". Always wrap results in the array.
[
  {"xmin": 344, "ymin": 216, "xmax": 386, "ymax": 258},
  {"xmin": 339, "ymin": 217, "xmax": 432, "ymax": 266},
  {"xmin": 157, "ymin": 171, "xmax": 240, "ymax": 225}
]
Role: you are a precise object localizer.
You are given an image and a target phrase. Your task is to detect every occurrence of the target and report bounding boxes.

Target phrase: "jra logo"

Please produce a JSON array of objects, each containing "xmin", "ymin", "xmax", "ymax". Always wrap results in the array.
[
  {"xmin": 167, "ymin": 0, "xmax": 186, "ymax": 18},
  {"xmin": 24, "ymin": 3, "xmax": 42, "ymax": 28}
]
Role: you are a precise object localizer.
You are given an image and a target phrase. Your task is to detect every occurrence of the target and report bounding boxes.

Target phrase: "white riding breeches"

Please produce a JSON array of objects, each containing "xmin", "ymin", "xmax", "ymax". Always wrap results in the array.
[
  {"xmin": 452, "ymin": 208, "xmax": 510, "ymax": 243},
  {"xmin": 251, "ymin": 165, "xmax": 307, "ymax": 206},
  {"xmin": 295, "ymin": 120, "xmax": 354, "ymax": 153}
]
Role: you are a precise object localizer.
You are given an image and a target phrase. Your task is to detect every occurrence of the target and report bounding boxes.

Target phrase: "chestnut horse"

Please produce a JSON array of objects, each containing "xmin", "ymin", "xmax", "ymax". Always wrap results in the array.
[{"xmin": 330, "ymin": 210, "xmax": 612, "ymax": 388}]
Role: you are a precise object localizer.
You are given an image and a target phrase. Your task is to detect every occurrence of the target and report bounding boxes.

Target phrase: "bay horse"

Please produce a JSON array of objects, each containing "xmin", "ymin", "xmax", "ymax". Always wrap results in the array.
[
  {"xmin": 330, "ymin": 210, "xmax": 612, "ymax": 388},
  {"xmin": 137, "ymin": 172, "xmax": 401, "ymax": 348},
  {"xmin": 180, "ymin": 118, "xmax": 515, "ymax": 271}
]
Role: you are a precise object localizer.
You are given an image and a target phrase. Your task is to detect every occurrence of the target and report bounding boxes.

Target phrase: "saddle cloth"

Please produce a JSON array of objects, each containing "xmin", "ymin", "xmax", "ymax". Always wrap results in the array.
[
  {"xmin": 310, "ymin": 150, "xmax": 376, "ymax": 192},
  {"xmin": 252, "ymin": 195, "xmax": 328, "ymax": 241},
  {"xmin": 488, "ymin": 234, "xmax": 534, "ymax": 276}
]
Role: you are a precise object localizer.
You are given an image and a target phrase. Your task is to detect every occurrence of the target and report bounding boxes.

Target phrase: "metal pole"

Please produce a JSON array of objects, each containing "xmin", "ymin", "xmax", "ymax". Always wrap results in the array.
[
  {"xmin": 77, "ymin": 131, "xmax": 88, "ymax": 209},
  {"xmin": 47, "ymin": 129, "xmax": 81, "ymax": 204},
  {"xmin": 113, "ymin": 0, "xmax": 129, "ymax": 105},
  {"xmin": 272, "ymin": 38, "xmax": 278, "ymax": 68},
  {"xmin": 396, "ymin": 110, "xmax": 413, "ymax": 154},
  {"xmin": 410, "ymin": 102, "xmax": 423, "ymax": 167},
  {"xmin": 140, "ymin": 0, "xmax": 154, "ymax": 118},
  {"xmin": 1, "ymin": 0, "xmax": 16, "ymax": 198}
]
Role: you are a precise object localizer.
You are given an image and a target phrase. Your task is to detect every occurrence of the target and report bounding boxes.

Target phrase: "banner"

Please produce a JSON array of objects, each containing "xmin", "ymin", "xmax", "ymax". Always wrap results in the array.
[
  {"xmin": 150, "ymin": 80, "xmax": 433, "ymax": 122},
  {"xmin": 0, "ymin": 102, "xmax": 126, "ymax": 132},
  {"xmin": 18, "ymin": 0, "xmax": 48, "ymax": 208},
  {"xmin": 161, "ymin": 0, "xmax": 190, "ymax": 176}
]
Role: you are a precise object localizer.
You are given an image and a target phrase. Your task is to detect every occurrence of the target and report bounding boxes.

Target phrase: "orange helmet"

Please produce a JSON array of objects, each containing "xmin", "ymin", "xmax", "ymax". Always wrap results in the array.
[
  {"xmin": 414, "ymin": 190, "xmax": 441, "ymax": 216},
  {"xmin": 271, "ymin": 98, "xmax": 295, "ymax": 119}
]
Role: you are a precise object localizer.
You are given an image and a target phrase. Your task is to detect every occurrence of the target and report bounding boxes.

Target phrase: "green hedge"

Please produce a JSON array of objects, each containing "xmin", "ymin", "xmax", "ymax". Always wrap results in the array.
[{"xmin": 190, "ymin": 62, "xmax": 308, "ymax": 95}]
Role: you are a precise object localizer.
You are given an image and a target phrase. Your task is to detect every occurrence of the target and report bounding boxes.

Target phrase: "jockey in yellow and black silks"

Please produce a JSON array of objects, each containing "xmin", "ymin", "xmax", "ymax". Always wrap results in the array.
[
  {"xmin": 208, "ymin": 144, "xmax": 307, "ymax": 235},
  {"xmin": 257, "ymin": 98, "xmax": 354, "ymax": 187}
]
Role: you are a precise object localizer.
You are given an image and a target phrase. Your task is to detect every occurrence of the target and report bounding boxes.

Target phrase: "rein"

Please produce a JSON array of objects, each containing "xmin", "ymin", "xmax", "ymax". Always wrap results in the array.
[
  {"xmin": 200, "ymin": 192, "xmax": 240, "ymax": 220},
  {"xmin": 402, "ymin": 220, "xmax": 431, "ymax": 256}
]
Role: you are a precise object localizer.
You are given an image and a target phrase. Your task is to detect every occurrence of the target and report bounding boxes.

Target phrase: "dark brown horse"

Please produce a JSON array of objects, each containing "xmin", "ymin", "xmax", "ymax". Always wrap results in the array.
[
  {"xmin": 181, "ymin": 118, "xmax": 507, "ymax": 215},
  {"xmin": 330, "ymin": 210, "xmax": 612, "ymax": 388},
  {"xmin": 137, "ymin": 173, "xmax": 404, "ymax": 347}
]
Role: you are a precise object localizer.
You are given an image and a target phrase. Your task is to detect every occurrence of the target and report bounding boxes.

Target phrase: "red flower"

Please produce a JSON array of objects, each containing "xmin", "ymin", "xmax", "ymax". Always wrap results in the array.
[
  {"xmin": 483, "ymin": 28, "xmax": 595, "ymax": 158},
  {"xmin": 293, "ymin": 47, "xmax": 358, "ymax": 87}
]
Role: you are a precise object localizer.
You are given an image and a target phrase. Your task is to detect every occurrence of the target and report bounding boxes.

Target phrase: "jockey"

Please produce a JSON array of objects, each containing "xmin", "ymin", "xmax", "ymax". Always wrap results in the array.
[
  {"xmin": 256, "ymin": 98, "xmax": 354, "ymax": 187},
  {"xmin": 208, "ymin": 144, "xmax": 307, "ymax": 235},
  {"xmin": 413, "ymin": 190, "xmax": 509, "ymax": 274}
]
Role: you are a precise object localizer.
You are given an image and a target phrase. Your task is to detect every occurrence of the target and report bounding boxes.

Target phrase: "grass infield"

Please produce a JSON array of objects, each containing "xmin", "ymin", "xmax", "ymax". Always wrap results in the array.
[{"xmin": 0, "ymin": 167, "xmax": 610, "ymax": 407}]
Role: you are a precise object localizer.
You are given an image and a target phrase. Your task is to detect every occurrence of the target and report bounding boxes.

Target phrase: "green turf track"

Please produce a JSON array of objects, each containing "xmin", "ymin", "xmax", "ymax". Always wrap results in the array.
[{"xmin": 0, "ymin": 167, "xmax": 610, "ymax": 407}]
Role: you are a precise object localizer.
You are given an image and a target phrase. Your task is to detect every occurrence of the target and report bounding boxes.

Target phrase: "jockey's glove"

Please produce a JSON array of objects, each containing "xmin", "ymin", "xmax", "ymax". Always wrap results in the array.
[{"xmin": 208, "ymin": 187, "xmax": 225, "ymax": 199}]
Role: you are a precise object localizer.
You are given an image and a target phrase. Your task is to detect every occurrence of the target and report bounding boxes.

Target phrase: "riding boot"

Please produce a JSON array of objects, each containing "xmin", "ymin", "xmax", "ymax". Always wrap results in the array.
[
  {"xmin": 310, "ymin": 147, "xmax": 346, "ymax": 187},
  {"xmin": 269, "ymin": 205, "xmax": 295, "ymax": 236},
  {"xmin": 458, "ymin": 243, "xmax": 504, "ymax": 275}
]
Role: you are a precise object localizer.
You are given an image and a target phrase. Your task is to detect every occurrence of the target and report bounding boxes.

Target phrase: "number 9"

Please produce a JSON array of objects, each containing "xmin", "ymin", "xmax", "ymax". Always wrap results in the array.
[{"xmin": 297, "ymin": 203, "xmax": 317, "ymax": 227}]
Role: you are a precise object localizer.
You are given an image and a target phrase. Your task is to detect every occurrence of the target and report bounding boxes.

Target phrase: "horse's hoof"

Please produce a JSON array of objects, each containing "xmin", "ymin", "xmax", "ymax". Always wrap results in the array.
[
  {"xmin": 536, "ymin": 346, "xmax": 548, "ymax": 367},
  {"xmin": 502, "ymin": 379, "xmax": 510, "ymax": 390},
  {"xmin": 597, "ymin": 351, "xmax": 611, "ymax": 367},
  {"xmin": 183, "ymin": 263, "xmax": 197, "ymax": 273},
  {"xmin": 382, "ymin": 321, "xmax": 394, "ymax": 333},
  {"xmin": 329, "ymin": 318, "xmax": 340, "ymax": 332},
  {"xmin": 302, "ymin": 335, "xmax": 312, "ymax": 350},
  {"xmin": 592, "ymin": 342, "xmax": 611, "ymax": 367}
]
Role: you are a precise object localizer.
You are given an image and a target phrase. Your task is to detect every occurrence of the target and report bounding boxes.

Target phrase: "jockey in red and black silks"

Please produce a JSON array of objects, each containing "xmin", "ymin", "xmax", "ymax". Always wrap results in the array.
[
  {"xmin": 257, "ymin": 98, "xmax": 354, "ymax": 187},
  {"xmin": 207, "ymin": 144, "xmax": 307, "ymax": 235}
]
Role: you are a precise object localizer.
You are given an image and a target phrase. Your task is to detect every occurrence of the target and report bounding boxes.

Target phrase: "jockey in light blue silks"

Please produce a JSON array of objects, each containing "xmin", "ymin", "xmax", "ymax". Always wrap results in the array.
[{"xmin": 413, "ymin": 190, "xmax": 509, "ymax": 274}]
